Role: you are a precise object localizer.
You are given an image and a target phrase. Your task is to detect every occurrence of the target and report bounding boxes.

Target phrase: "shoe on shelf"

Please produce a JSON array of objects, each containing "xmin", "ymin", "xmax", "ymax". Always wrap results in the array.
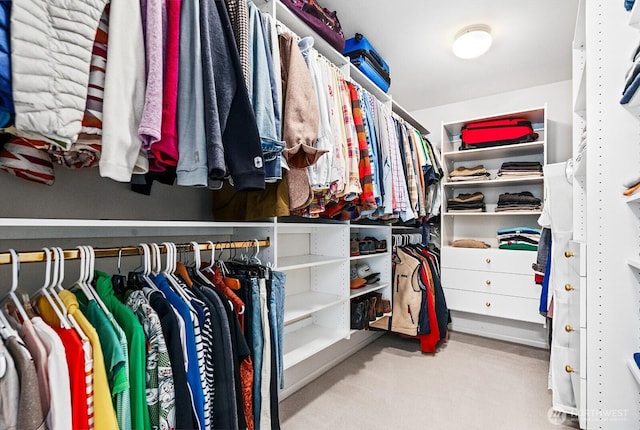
[
  {"xmin": 368, "ymin": 296, "xmax": 377, "ymax": 321},
  {"xmin": 381, "ymin": 299, "xmax": 391, "ymax": 314},
  {"xmin": 364, "ymin": 236, "xmax": 387, "ymax": 253},
  {"xmin": 350, "ymin": 239, "xmax": 360, "ymax": 256},
  {"xmin": 373, "ymin": 292, "xmax": 384, "ymax": 317},
  {"xmin": 358, "ymin": 239, "xmax": 375, "ymax": 255}
]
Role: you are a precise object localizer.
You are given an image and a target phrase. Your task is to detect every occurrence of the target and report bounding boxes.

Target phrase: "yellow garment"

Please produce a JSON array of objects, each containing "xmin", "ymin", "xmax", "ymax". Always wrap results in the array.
[{"xmin": 58, "ymin": 290, "xmax": 120, "ymax": 430}]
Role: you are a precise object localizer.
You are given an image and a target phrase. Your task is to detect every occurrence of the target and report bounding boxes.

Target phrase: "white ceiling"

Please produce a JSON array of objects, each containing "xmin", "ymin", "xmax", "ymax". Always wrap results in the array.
[{"xmin": 319, "ymin": 0, "xmax": 580, "ymax": 111}]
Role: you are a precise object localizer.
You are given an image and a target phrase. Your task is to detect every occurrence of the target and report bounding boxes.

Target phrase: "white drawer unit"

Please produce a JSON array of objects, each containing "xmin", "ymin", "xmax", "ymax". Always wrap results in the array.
[
  {"xmin": 443, "ymin": 288, "xmax": 544, "ymax": 324},
  {"xmin": 442, "ymin": 267, "xmax": 541, "ymax": 299},
  {"xmin": 441, "ymin": 246, "xmax": 538, "ymax": 275}
]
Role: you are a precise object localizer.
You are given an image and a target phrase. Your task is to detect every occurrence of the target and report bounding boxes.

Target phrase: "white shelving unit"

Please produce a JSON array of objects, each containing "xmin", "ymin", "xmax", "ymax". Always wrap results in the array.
[
  {"xmin": 579, "ymin": 0, "xmax": 640, "ymax": 427},
  {"xmin": 439, "ymin": 106, "xmax": 548, "ymax": 347}
]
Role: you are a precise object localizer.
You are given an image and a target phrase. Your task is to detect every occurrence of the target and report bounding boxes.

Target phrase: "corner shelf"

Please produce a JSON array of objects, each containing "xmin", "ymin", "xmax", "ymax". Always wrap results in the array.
[{"xmin": 627, "ymin": 258, "xmax": 640, "ymax": 270}]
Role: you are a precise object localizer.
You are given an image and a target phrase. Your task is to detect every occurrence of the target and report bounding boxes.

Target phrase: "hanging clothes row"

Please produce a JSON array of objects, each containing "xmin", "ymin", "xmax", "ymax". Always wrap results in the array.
[
  {"xmin": 0, "ymin": 239, "xmax": 284, "ymax": 430},
  {"xmin": 370, "ymin": 240, "xmax": 449, "ymax": 354},
  {"xmin": 0, "ymin": 0, "xmax": 443, "ymax": 222},
  {"xmin": 212, "ymin": 7, "xmax": 443, "ymax": 222}
]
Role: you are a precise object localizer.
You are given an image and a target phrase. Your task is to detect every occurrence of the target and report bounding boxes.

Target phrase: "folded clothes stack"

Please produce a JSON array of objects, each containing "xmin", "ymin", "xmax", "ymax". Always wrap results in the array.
[
  {"xmin": 452, "ymin": 239, "xmax": 491, "ymax": 248},
  {"xmin": 497, "ymin": 161, "xmax": 543, "ymax": 178},
  {"xmin": 497, "ymin": 226, "xmax": 541, "ymax": 251},
  {"xmin": 447, "ymin": 191, "xmax": 485, "ymax": 213},
  {"xmin": 495, "ymin": 191, "xmax": 541, "ymax": 212},
  {"xmin": 448, "ymin": 165, "xmax": 491, "ymax": 182}
]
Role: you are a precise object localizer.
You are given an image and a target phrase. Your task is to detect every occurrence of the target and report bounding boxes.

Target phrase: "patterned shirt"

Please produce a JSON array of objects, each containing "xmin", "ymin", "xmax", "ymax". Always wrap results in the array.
[
  {"xmin": 126, "ymin": 291, "xmax": 176, "ymax": 430},
  {"xmin": 339, "ymin": 76, "xmax": 362, "ymax": 197}
]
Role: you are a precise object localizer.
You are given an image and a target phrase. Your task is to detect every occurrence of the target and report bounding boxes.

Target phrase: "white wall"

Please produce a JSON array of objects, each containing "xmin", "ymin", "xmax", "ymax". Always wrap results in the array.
[{"xmin": 410, "ymin": 80, "xmax": 573, "ymax": 164}]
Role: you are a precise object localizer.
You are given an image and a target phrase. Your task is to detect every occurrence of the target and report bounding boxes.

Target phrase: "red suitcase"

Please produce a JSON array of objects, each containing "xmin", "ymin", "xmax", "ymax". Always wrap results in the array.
[{"xmin": 460, "ymin": 118, "xmax": 538, "ymax": 150}]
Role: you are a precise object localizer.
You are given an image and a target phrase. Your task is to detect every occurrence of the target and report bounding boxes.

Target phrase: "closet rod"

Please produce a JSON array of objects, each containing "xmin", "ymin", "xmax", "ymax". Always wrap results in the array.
[{"xmin": 0, "ymin": 238, "xmax": 270, "ymax": 265}]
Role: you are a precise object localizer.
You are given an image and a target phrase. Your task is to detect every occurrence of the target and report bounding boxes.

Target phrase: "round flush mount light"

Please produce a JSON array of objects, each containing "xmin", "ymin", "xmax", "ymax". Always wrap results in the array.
[{"xmin": 452, "ymin": 24, "xmax": 493, "ymax": 59}]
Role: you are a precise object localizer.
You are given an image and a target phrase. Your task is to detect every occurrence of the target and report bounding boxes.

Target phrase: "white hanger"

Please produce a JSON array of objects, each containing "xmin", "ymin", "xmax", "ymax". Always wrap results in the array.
[
  {"xmin": 203, "ymin": 241, "xmax": 216, "ymax": 274},
  {"xmin": 190, "ymin": 241, "xmax": 215, "ymax": 287},
  {"xmin": 249, "ymin": 239, "xmax": 262, "ymax": 265},
  {"xmin": 5, "ymin": 249, "xmax": 29, "ymax": 324},
  {"xmin": 0, "ymin": 250, "xmax": 21, "ymax": 340},
  {"xmin": 162, "ymin": 242, "xmax": 196, "ymax": 309},
  {"xmin": 138, "ymin": 243, "xmax": 159, "ymax": 293},
  {"xmin": 34, "ymin": 248, "xmax": 70, "ymax": 329}
]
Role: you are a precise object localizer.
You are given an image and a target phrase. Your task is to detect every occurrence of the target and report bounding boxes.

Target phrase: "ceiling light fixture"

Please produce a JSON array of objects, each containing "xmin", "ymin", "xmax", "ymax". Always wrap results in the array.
[{"xmin": 452, "ymin": 24, "xmax": 493, "ymax": 59}]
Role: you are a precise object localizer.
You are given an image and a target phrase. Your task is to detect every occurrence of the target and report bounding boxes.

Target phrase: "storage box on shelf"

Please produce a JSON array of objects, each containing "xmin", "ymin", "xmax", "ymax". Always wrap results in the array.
[
  {"xmin": 439, "ymin": 106, "xmax": 548, "ymax": 345},
  {"xmin": 276, "ymin": 222, "xmax": 350, "ymax": 369}
]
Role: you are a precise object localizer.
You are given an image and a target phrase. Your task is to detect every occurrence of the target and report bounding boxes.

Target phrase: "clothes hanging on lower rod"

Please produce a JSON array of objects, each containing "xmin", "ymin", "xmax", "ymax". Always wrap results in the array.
[
  {"xmin": 0, "ymin": 239, "xmax": 281, "ymax": 430},
  {"xmin": 370, "ymin": 242, "xmax": 449, "ymax": 354}
]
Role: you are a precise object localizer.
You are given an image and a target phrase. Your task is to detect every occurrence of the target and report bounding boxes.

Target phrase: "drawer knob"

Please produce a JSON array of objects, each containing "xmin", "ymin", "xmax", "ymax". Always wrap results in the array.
[
  {"xmin": 565, "ymin": 251, "xmax": 574, "ymax": 258},
  {"xmin": 565, "ymin": 284, "xmax": 574, "ymax": 292},
  {"xmin": 485, "ymin": 302, "xmax": 491, "ymax": 307},
  {"xmin": 485, "ymin": 258, "xmax": 491, "ymax": 264},
  {"xmin": 485, "ymin": 279, "xmax": 491, "ymax": 285},
  {"xmin": 565, "ymin": 325, "xmax": 574, "ymax": 332},
  {"xmin": 565, "ymin": 365, "xmax": 575, "ymax": 373}
]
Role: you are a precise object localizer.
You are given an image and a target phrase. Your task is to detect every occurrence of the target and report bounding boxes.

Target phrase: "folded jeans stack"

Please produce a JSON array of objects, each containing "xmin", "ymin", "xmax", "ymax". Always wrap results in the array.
[
  {"xmin": 448, "ymin": 164, "xmax": 490, "ymax": 182},
  {"xmin": 497, "ymin": 226, "xmax": 541, "ymax": 251},
  {"xmin": 497, "ymin": 161, "xmax": 543, "ymax": 178},
  {"xmin": 447, "ymin": 191, "xmax": 485, "ymax": 213},
  {"xmin": 495, "ymin": 191, "xmax": 541, "ymax": 212}
]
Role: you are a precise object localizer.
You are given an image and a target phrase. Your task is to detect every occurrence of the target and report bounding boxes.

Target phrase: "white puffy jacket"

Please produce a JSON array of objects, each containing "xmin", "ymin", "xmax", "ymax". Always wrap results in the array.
[{"xmin": 11, "ymin": 0, "xmax": 107, "ymax": 148}]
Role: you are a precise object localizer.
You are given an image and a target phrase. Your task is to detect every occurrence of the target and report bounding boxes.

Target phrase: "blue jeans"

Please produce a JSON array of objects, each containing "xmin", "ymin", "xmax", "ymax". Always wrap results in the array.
[
  {"xmin": 248, "ymin": 2, "xmax": 285, "ymax": 181},
  {"xmin": 270, "ymin": 271, "xmax": 286, "ymax": 389},
  {"xmin": 250, "ymin": 278, "xmax": 264, "ymax": 428},
  {"xmin": 262, "ymin": 138, "xmax": 285, "ymax": 182}
]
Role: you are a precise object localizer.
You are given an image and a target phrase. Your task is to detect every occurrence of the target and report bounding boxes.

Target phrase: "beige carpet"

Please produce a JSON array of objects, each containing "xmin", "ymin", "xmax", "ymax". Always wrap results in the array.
[{"xmin": 280, "ymin": 332, "xmax": 580, "ymax": 430}]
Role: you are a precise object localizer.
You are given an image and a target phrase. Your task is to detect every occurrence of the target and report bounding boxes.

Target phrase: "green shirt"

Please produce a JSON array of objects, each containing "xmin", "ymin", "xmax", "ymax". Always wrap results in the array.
[
  {"xmin": 95, "ymin": 271, "xmax": 151, "ymax": 430},
  {"xmin": 76, "ymin": 291, "xmax": 131, "ymax": 430}
]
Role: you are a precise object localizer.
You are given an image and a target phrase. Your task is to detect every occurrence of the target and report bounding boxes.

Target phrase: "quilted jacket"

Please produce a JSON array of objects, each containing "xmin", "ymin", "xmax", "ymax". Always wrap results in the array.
[
  {"xmin": 0, "ymin": 1, "xmax": 12, "ymax": 127},
  {"xmin": 11, "ymin": 0, "xmax": 107, "ymax": 147}
]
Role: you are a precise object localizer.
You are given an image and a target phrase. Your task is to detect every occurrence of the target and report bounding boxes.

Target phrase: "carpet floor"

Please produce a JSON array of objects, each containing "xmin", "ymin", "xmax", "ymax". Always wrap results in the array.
[{"xmin": 280, "ymin": 331, "xmax": 580, "ymax": 430}]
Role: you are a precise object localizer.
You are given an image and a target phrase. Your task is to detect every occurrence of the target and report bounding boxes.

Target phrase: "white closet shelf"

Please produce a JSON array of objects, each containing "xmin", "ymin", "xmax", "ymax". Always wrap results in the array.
[
  {"xmin": 444, "ymin": 177, "xmax": 544, "ymax": 188},
  {"xmin": 277, "ymin": 254, "xmax": 345, "ymax": 271},
  {"xmin": 349, "ymin": 313, "xmax": 390, "ymax": 335},
  {"xmin": 442, "ymin": 141, "xmax": 545, "ymax": 162},
  {"xmin": 350, "ymin": 251, "xmax": 390, "ymax": 261},
  {"xmin": 391, "ymin": 101, "xmax": 429, "ymax": 135},
  {"xmin": 350, "ymin": 282, "xmax": 390, "ymax": 299},
  {"xmin": 443, "ymin": 211, "xmax": 542, "ymax": 216},
  {"xmin": 627, "ymin": 358, "xmax": 640, "ymax": 386},
  {"xmin": 0, "ymin": 218, "xmax": 275, "ymax": 239},
  {"xmin": 271, "ymin": 0, "xmax": 349, "ymax": 67},
  {"xmin": 283, "ymin": 324, "xmax": 347, "ymax": 369},
  {"xmin": 627, "ymin": 258, "xmax": 640, "ymax": 270},
  {"xmin": 573, "ymin": 64, "xmax": 587, "ymax": 115},
  {"xmin": 284, "ymin": 291, "xmax": 344, "ymax": 324},
  {"xmin": 625, "ymin": 192, "xmax": 640, "ymax": 204},
  {"xmin": 349, "ymin": 63, "xmax": 391, "ymax": 104}
]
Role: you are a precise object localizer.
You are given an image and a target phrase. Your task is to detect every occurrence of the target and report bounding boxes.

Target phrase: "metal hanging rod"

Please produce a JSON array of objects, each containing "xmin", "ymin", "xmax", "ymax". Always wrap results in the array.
[{"xmin": 0, "ymin": 238, "xmax": 270, "ymax": 265}]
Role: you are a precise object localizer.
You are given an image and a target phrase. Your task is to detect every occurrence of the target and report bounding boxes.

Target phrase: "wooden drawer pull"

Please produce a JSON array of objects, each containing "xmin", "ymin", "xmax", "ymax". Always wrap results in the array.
[
  {"xmin": 564, "ymin": 251, "xmax": 574, "ymax": 258},
  {"xmin": 485, "ymin": 279, "xmax": 491, "ymax": 285},
  {"xmin": 565, "ymin": 284, "xmax": 574, "ymax": 291},
  {"xmin": 565, "ymin": 325, "xmax": 574, "ymax": 332},
  {"xmin": 485, "ymin": 258, "xmax": 491, "ymax": 264},
  {"xmin": 485, "ymin": 302, "xmax": 491, "ymax": 307},
  {"xmin": 565, "ymin": 365, "xmax": 575, "ymax": 373}
]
